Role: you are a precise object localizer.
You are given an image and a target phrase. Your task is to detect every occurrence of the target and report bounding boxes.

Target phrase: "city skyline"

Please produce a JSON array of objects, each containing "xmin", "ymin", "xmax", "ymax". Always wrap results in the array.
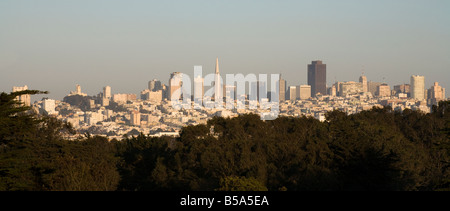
[
  {"xmin": 1, "ymin": 0, "xmax": 449, "ymax": 100},
  {"xmin": 7, "ymin": 58, "xmax": 449, "ymax": 103},
  {"xmin": 22, "ymin": 57, "xmax": 445, "ymax": 140}
]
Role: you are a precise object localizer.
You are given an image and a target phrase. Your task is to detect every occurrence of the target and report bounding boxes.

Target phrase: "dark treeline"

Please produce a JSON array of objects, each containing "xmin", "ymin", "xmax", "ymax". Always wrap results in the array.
[{"xmin": 1, "ymin": 91, "xmax": 449, "ymax": 191}]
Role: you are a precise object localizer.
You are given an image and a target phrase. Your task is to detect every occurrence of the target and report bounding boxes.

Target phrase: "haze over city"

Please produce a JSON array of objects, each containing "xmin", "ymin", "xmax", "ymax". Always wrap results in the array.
[
  {"xmin": 1, "ymin": 0, "xmax": 449, "ymax": 100},
  {"xmin": 2, "ymin": 0, "xmax": 450, "ymax": 196}
]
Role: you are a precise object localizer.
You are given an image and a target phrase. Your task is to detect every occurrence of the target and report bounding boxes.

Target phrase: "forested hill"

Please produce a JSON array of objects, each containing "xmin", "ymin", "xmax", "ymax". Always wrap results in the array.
[{"xmin": 1, "ymin": 91, "xmax": 449, "ymax": 191}]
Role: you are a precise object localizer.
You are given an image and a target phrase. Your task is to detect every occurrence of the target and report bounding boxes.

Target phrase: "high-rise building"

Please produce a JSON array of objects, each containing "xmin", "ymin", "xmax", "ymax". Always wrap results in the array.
[
  {"xmin": 12, "ymin": 85, "xmax": 31, "ymax": 106},
  {"xmin": 161, "ymin": 84, "xmax": 168, "ymax": 100},
  {"xmin": 279, "ymin": 76, "xmax": 286, "ymax": 102},
  {"xmin": 149, "ymin": 79, "xmax": 162, "ymax": 91},
  {"xmin": 248, "ymin": 81, "xmax": 268, "ymax": 101},
  {"xmin": 329, "ymin": 84, "xmax": 337, "ymax": 97},
  {"xmin": 142, "ymin": 90, "xmax": 163, "ymax": 104},
  {"xmin": 376, "ymin": 84, "xmax": 391, "ymax": 97},
  {"xmin": 249, "ymin": 82, "xmax": 258, "ymax": 101},
  {"xmin": 223, "ymin": 84, "xmax": 236, "ymax": 102},
  {"xmin": 359, "ymin": 75, "xmax": 368, "ymax": 93},
  {"xmin": 214, "ymin": 58, "xmax": 222, "ymax": 101},
  {"xmin": 367, "ymin": 81, "xmax": 382, "ymax": 96},
  {"xmin": 169, "ymin": 72, "xmax": 182, "ymax": 101},
  {"xmin": 194, "ymin": 75, "xmax": 204, "ymax": 105},
  {"xmin": 42, "ymin": 99, "xmax": 57, "ymax": 115},
  {"xmin": 149, "ymin": 90, "xmax": 162, "ymax": 103},
  {"xmin": 428, "ymin": 82, "xmax": 445, "ymax": 105},
  {"xmin": 258, "ymin": 81, "xmax": 267, "ymax": 100},
  {"xmin": 297, "ymin": 85, "xmax": 311, "ymax": 100},
  {"xmin": 308, "ymin": 60, "xmax": 327, "ymax": 97},
  {"xmin": 411, "ymin": 75, "xmax": 425, "ymax": 100},
  {"xmin": 333, "ymin": 82, "xmax": 343, "ymax": 96},
  {"xmin": 103, "ymin": 86, "xmax": 111, "ymax": 99},
  {"xmin": 287, "ymin": 86, "xmax": 297, "ymax": 101}
]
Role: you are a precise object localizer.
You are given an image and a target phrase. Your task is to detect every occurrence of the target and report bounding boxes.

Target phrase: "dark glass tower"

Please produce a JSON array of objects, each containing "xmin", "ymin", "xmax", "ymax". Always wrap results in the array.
[{"xmin": 308, "ymin": 60, "xmax": 327, "ymax": 97}]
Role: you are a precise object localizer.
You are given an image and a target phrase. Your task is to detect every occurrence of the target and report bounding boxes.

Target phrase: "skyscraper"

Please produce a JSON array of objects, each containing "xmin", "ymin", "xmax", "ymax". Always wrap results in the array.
[
  {"xmin": 359, "ymin": 75, "xmax": 368, "ymax": 93},
  {"xmin": 279, "ymin": 76, "xmax": 286, "ymax": 102},
  {"xmin": 249, "ymin": 81, "xmax": 258, "ymax": 101},
  {"xmin": 149, "ymin": 79, "xmax": 162, "ymax": 91},
  {"xmin": 258, "ymin": 81, "xmax": 267, "ymax": 101},
  {"xmin": 428, "ymin": 82, "xmax": 445, "ymax": 105},
  {"xmin": 223, "ymin": 84, "xmax": 236, "ymax": 102},
  {"xmin": 411, "ymin": 75, "xmax": 425, "ymax": 100},
  {"xmin": 194, "ymin": 75, "xmax": 204, "ymax": 105},
  {"xmin": 287, "ymin": 86, "xmax": 297, "ymax": 101},
  {"xmin": 308, "ymin": 60, "xmax": 327, "ymax": 97},
  {"xmin": 214, "ymin": 58, "xmax": 222, "ymax": 101}
]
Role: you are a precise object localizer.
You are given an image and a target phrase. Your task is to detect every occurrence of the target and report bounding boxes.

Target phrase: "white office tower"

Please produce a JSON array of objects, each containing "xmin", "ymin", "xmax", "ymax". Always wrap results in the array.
[{"xmin": 411, "ymin": 75, "xmax": 425, "ymax": 100}]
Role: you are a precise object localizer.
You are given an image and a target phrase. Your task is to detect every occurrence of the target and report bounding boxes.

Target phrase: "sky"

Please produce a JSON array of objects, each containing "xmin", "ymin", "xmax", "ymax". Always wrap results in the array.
[{"xmin": 1, "ymin": 0, "xmax": 449, "ymax": 101}]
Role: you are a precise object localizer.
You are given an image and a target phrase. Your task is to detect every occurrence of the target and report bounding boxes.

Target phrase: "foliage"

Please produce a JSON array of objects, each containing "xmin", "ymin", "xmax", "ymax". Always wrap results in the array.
[
  {"xmin": 1, "ymin": 90, "xmax": 449, "ymax": 191},
  {"xmin": 0, "ymin": 91, "xmax": 119, "ymax": 190},
  {"xmin": 216, "ymin": 176, "xmax": 268, "ymax": 191}
]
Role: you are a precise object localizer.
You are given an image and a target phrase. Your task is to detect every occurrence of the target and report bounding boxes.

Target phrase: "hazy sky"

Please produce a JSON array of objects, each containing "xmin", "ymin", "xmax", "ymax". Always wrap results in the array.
[{"xmin": 1, "ymin": 0, "xmax": 449, "ymax": 100}]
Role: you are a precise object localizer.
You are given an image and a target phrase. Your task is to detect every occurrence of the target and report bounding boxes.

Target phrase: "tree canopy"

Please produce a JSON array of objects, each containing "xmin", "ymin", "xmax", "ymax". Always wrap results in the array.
[{"xmin": 1, "ymin": 90, "xmax": 449, "ymax": 191}]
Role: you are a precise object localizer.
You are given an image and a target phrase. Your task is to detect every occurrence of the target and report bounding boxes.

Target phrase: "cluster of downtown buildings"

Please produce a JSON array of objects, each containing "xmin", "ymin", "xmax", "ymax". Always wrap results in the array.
[{"xmin": 12, "ymin": 59, "xmax": 447, "ymax": 140}]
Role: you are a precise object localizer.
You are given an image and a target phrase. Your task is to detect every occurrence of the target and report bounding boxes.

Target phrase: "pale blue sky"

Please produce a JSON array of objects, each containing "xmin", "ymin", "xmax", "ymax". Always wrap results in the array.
[{"xmin": 1, "ymin": 0, "xmax": 449, "ymax": 100}]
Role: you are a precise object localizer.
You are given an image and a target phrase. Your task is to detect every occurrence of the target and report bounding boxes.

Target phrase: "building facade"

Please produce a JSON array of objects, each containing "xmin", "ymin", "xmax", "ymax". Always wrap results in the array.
[
  {"xmin": 428, "ymin": 82, "xmax": 446, "ymax": 105},
  {"xmin": 287, "ymin": 86, "xmax": 297, "ymax": 101},
  {"xmin": 12, "ymin": 85, "xmax": 31, "ymax": 106},
  {"xmin": 279, "ymin": 77, "xmax": 286, "ymax": 102},
  {"xmin": 308, "ymin": 60, "xmax": 327, "ymax": 97},
  {"xmin": 411, "ymin": 75, "xmax": 425, "ymax": 100},
  {"xmin": 298, "ymin": 85, "xmax": 311, "ymax": 100},
  {"xmin": 377, "ymin": 84, "xmax": 391, "ymax": 97},
  {"xmin": 359, "ymin": 75, "xmax": 368, "ymax": 93}
]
